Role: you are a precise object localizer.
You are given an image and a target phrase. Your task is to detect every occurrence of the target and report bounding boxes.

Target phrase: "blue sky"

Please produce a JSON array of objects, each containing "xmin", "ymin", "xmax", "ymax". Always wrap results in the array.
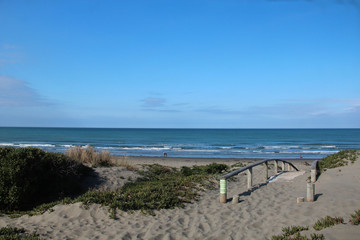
[{"xmin": 0, "ymin": 0, "xmax": 359, "ymax": 128}]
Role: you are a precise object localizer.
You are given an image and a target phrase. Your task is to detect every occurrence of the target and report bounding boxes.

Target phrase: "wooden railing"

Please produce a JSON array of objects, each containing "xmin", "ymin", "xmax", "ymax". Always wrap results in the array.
[{"xmin": 220, "ymin": 159, "xmax": 299, "ymax": 203}]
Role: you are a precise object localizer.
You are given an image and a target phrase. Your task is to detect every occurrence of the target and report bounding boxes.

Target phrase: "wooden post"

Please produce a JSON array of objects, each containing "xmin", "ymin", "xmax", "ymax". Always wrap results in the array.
[
  {"xmin": 311, "ymin": 169, "xmax": 316, "ymax": 183},
  {"xmin": 306, "ymin": 180, "xmax": 314, "ymax": 202},
  {"xmin": 264, "ymin": 162, "xmax": 268, "ymax": 182},
  {"xmin": 232, "ymin": 195, "xmax": 239, "ymax": 204},
  {"xmin": 220, "ymin": 179, "xmax": 227, "ymax": 203},
  {"xmin": 282, "ymin": 161, "xmax": 285, "ymax": 171},
  {"xmin": 287, "ymin": 163, "xmax": 291, "ymax": 171},
  {"xmin": 247, "ymin": 168, "xmax": 252, "ymax": 190},
  {"xmin": 297, "ymin": 197, "xmax": 304, "ymax": 203},
  {"xmin": 274, "ymin": 160, "xmax": 278, "ymax": 175}
]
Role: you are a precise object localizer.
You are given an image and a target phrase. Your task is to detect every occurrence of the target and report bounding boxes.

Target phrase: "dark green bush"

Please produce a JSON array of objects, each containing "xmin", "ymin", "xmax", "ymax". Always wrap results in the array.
[
  {"xmin": 0, "ymin": 147, "xmax": 92, "ymax": 211},
  {"xmin": 180, "ymin": 163, "xmax": 228, "ymax": 176}
]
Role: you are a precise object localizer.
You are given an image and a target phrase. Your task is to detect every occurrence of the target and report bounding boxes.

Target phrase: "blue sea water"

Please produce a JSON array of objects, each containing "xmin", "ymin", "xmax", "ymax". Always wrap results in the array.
[{"xmin": 0, "ymin": 128, "xmax": 359, "ymax": 159}]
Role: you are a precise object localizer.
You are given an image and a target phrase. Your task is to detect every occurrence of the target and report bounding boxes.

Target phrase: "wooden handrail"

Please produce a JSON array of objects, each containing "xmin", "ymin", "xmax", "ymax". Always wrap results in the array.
[
  {"xmin": 219, "ymin": 159, "xmax": 299, "ymax": 203},
  {"xmin": 221, "ymin": 159, "xmax": 299, "ymax": 180}
]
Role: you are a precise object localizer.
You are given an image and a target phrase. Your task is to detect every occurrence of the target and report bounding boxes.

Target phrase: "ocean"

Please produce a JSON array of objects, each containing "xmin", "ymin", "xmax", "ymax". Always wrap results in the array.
[{"xmin": 0, "ymin": 128, "xmax": 359, "ymax": 159}]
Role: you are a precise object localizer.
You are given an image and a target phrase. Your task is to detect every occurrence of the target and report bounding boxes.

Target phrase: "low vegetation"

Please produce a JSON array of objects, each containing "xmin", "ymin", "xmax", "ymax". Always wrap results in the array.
[
  {"xmin": 230, "ymin": 162, "xmax": 247, "ymax": 169},
  {"xmin": 0, "ymin": 146, "xmax": 228, "ymax": 218},
  {"xmin": 76, "ymin": 163, "xmax": 228, "ymax": 217},
  {"xmin": 319, "ymin": 149, "xmax": 359, "ymax": 171},
  {"xmin": 349, "ymin": 209, "xmax": 360, "ymax": 225},
  {"xmin": 0, "ymin": 226, "xmax": 41, "ymax": 240},
  {"xmin": 313, "ymin": 216, "xmax": 344, "ymax": 231},
  {"xmin": 65, "ymin": 145, "xmax": 112, "ymax": 167},
  {"xmin": 271, "ymin": 225, "xmax": 324, "ymax": 240},
  {"xmin": 0, "ymin": 147, "xmax": 92, "ymax": 211}
]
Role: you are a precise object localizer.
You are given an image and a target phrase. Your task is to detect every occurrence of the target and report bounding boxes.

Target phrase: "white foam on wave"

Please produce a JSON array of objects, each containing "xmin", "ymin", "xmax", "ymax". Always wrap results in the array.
[
  {"xmin": 61, "ymin": 145, "xmax": 76, "ymax": 148},
  {"xmin": 320, "ymin": 145, "xmax": 337, "ymax": 149},
  {"xmin": 121, "ymin": 147, "xmax": 172, "ymax": 151},
  {"xmin": 0, "ymin": 143, "xmax": 15, "ymax": 146},
  {"xmin": 18, "ymin": 143, "xmax": 55, "ymax": 148}
]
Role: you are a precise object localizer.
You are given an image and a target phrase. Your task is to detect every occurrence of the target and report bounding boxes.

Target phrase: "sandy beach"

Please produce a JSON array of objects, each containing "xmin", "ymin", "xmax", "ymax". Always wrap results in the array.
[{"xmin": 1, "ymin": 156, "xmax": 359, "ymax": 240}]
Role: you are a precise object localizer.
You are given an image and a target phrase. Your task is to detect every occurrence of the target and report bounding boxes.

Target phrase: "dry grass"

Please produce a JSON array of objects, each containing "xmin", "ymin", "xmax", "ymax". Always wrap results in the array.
[
  {"xmin": 66, "ymin": 146, "xmax": 112, "ymax": 167},
  {"xmin": 113, "ymin": 155, "xmax": 139, "ymax": 171}
]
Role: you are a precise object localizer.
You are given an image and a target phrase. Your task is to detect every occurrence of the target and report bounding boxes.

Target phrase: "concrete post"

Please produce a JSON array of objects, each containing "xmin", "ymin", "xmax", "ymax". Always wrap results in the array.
[
  {"xmin": 282, "ymin": 161, "xmax": 285, "ymax": 171},
  {"xmin": 220, "ymin": 179, "xmax": 227, "ymax": 203},
  {"xmin": 306, "ymin": 180, "xmax": 314, "ymax": 202},
  {"xmin": 287, "ymin": 163, "xmax": 291, "ymax": 171},
  {"xmin": 247, "ymin": 168, "xmax": 253, "ymax": 190}
]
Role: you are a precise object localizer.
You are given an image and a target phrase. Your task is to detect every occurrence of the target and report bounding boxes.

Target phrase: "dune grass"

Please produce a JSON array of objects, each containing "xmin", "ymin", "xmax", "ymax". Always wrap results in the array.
[
  {"xmin": 319, "ymin": 149, "xmax": 359, "ymax": 171},
  {"xmin": 65, "ymin": 145, "xmax": 112, "ymax": 167}
]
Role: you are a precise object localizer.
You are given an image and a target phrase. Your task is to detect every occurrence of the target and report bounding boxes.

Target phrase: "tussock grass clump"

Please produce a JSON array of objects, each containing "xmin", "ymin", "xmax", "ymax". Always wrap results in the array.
[
  {"xmin": 319, "ymin": 149, "xmax": 359, "ymax": 171},
  {"xmin": 66, "ymin": 145, "xmax": 112, "ymax": 167},
  {"xmin": 115, "ymin": 156, "xmax": 139, "ymax": 171},
  {"xmin": 76, "ymin": 163, "xmax": 228, "ymax": 216},
  {"xmin": 313, "ymin": 216, "xmax": 344, "ymax": 231},
  {"xmin": 0, "ymin": 226, "xmax": 41, "ymax": 240},
  {"xmin": 350, "ymin": 209, "xmax": 360, "ymax": 225},
  {"xmin": 0, "ymin": 147, "xmax": 92, "ymax": 212}
]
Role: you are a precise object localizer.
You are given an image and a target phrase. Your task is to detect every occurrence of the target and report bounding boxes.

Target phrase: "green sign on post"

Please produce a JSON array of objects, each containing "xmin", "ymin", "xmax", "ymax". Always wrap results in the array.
[{"xmin": 220, "ymin": 179, "xmax": 227, "ymax": 194}]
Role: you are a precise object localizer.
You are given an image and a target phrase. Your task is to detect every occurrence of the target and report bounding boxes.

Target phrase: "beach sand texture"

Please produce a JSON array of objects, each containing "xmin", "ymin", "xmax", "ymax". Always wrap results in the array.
[{"xmin": 1, "ymin": 156, "xmax": 359, "ymax": 240}]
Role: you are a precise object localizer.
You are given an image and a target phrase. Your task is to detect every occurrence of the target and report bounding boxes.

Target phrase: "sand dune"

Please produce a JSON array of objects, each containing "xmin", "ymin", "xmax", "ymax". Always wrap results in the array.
[{"xmin": 1, "ymin": 156, "xmax": 359, "ymax": 239}]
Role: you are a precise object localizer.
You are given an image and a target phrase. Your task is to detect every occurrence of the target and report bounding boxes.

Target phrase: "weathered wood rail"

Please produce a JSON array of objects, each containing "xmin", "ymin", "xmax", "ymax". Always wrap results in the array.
[{"xmin": 220, "ymin": 159, "xmax": 299, "ymax": 203}]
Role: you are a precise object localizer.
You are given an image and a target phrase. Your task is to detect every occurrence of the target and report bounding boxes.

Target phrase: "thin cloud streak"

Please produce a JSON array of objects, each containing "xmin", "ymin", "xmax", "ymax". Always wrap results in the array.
[
  {"xmin": 0, "ymin": 43, "xmax": 23, "ymax": 66},
  {"xmin": 141, "ymin": 97, "xmax": 166, "ymax": 108},
  {"xmin": 0, "ymin": 75, "xmax": 50, "ymax": 107}
]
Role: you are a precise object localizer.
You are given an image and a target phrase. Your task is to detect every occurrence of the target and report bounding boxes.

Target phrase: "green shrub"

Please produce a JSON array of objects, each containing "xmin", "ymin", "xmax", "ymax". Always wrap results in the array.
[
  {"xmin": 0, "ymin": 147, "xmax": 92, "ymax": 211},
  {"xmin": 180, "ymin": 163, "xmax": 228, "ymax": 176},
  {"xmin": 350, "ymin": 209, "xmax": 360, "ymax": 225},
  {"xmin": 65, "ymin": 145, "xmax": 112, "ymax": 167},
  {"xmin": 313, "ymin": 216, "xmax": 344, "ymax": 231},
  {"xmin": 0, "ymin": 226, "xmax": 41, "ymax": 240}
]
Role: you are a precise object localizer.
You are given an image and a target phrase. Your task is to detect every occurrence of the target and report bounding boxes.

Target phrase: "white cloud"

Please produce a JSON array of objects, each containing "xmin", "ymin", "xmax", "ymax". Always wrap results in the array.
[{"xmin": 0, "ymin": 75, "xmax": 49, "ymax": 106}]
